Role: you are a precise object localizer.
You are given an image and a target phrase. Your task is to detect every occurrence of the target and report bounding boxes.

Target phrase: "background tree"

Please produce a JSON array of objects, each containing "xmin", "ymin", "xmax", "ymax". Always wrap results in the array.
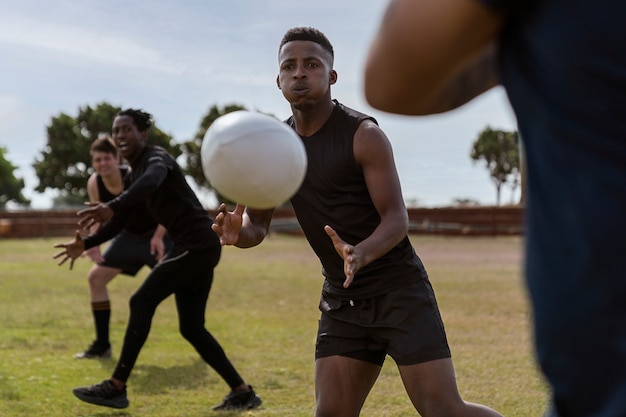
[
  {"xmin": 182, "ymin": 104, "xmax": 247, "ymax": 189},
  {"xmin": 470, "ymin": 126, "xmax": 520, "ymax": 206},
  {"xmin": 33, "ymin": 102, "xmax": 180, "ymax": 207},
  {"xmin": 0, "ymin": 146, "xmax": 30, "ymax": 208}
]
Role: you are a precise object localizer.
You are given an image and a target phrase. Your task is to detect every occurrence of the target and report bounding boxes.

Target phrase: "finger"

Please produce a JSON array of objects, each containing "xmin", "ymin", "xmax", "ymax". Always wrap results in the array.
[
  {"xmin": 343, "ymin": 274, "xmax": 354, "ymax": 289},
  {"xmin": 53, "ymin": 250, "xmax": 66, "ymax": 259},
  {"xmin": 69, "ymin": 258, "xmax": 75, "ymax": 270},
  {"xmin": 234, "ymin": 204, "xmax": 245, "ymax": 216},
  {"xmin": 77, "ymin": 217, "xmax": 91, "ymax": 227},
  {"xmin": 324, "ymin": 225, "xmax": 339, "ymax": 243},
  {"xmin": 57, "ymin": 256, "xmax": 68, "ymax": 266}
]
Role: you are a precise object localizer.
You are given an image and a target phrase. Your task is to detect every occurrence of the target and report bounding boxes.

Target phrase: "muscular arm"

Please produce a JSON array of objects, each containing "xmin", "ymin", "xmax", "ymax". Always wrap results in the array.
[
  {"xmin": 85, "ymin": 174, "xmax": 102, "ymax": 234},
  {"xmin": 351, "ymin": 120, "xmax": 408, "ymax": 266},
  {"xmin": 364, "ymin": 0, "xmax": 504, "ymax": 115},
  {"xmin": 324, "ymin": 120, "xmax": 409, "ymax": 288}
]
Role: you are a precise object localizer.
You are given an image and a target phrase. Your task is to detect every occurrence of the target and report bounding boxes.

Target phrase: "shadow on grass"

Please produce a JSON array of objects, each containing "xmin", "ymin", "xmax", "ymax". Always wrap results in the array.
[{"xmin": 127, "ymin": 358, "xmax": 210, "ymax": 395}]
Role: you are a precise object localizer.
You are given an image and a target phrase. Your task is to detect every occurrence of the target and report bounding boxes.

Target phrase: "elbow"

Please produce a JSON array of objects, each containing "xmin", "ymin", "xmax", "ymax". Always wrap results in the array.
[{"xmin": 364, "ymin": 74, "xmax": 443, "ymax": 116}]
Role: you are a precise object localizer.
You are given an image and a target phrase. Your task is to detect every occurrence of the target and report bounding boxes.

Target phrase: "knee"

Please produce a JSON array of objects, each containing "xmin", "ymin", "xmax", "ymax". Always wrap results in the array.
[
  {"xmin": 179, "ymin": 322, "xmax": 202, "ymax": 343},
  {"xmin": 87, "ymin": 268, "xmax": 115, "ymax": 288},
  {"xmin": 128, "ymin": 292, "xmax": 149, "ymax": 312},
  {"xmin": 87, "ymin": 270, "xmax": 104, "ymax": 288},
  {"xmin": 315, "ymin": 393, "xmax": 359, "ymax": 417}
]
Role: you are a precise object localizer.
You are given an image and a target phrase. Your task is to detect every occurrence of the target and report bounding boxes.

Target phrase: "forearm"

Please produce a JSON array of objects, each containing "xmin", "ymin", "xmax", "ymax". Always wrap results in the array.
[
  {"xmin": 367, "ymin": 42, "xmax": 499, "ymax": 115},
  {"xmin": 108, "ymin": 164, "xmax": 167, "ymax": 213},
  {"xmin": 82, "ymin": 209, "xmax": 129, "ymax": 250},
  {"xmin": 365, "ymin": 0, "xmax": 503, "ymax": 115},
  {"xmin": 234, "ymin": 209, "xmax": 273, "ymax": 248},
  {"xmin": 422, "ymin": 43, "xmax": 500, "ymax": 114},
  {"xmin": 355, "ymin": 211, "xmax": 408, "ymax": 267}
]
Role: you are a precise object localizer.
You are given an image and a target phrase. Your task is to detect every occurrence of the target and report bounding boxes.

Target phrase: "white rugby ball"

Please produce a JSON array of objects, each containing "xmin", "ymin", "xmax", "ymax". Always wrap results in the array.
[{"xmin": 201, "ymin": 110, "xmax": 307, "ymax": 209}]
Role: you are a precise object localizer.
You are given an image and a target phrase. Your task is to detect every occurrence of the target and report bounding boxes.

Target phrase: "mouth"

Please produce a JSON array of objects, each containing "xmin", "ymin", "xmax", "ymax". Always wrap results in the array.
[
  {"xmin": 292, "ymin": 84, "xmax": 309, "ymax": 94},
  {"xmin": 117, "ymin": 141, "xmax": 130, "ymax": 153}
]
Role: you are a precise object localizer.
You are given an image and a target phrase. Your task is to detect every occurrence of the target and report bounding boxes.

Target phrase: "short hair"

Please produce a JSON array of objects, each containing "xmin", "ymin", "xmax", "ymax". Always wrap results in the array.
[
  {"xmin": 116, "ymin": 108, "xmax": 153, "ymax": 132},
  {"xmin": 90, "ymin": 135, "xmax": 117, "ymax": 156},
  {"xmin": 279, "ymin": 27, "xmax": 334, "ymax": 66}
]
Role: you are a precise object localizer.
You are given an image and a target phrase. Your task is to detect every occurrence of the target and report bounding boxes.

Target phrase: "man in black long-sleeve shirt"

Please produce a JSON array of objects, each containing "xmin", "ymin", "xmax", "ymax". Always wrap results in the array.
[{"xmin": 54, "ymin": 108, "xmax": 261, "ymax": 411}]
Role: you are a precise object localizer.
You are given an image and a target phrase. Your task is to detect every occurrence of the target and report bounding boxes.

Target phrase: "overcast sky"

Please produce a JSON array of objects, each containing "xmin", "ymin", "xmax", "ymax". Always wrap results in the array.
[{"xmin": 0, "ymin": 0, "xmax": 518, "ymax": 209}]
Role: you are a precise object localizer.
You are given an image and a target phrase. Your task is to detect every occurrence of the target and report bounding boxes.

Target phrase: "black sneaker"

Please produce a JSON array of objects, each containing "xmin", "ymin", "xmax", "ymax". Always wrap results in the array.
[
  {"xmin": 212, "ymin": 385, "xmax": 262, "ymax": 411},
  {"xmin": 73, "ymin": 341, "xmax": 111, "ymax": 359},
  {"xmin": 72, "ymin": 379, "xmax": 129, "ymax": 409}
]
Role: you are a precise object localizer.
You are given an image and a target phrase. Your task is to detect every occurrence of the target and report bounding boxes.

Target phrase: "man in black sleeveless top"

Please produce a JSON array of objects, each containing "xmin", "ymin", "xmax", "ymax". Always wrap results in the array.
[
  {"xmin": 54, "ymin": 109, "xmax": 261, "ymax": 411},
  {"xmin": 211, "ymin": 27, "xmax": 502, "ymax": 417},
  {"xmin": 75, "ymin": 136, "xmax": 170, "ymax": 359}
]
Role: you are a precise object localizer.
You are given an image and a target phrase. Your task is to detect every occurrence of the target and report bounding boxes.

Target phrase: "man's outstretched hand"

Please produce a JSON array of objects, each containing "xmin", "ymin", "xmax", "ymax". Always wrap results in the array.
[
  {"xmin": 324, "ymin": 225, "xmax": 365, "ymax": 289},
  {"xmin": 53, "ymin": 230, "xmax": 85, "ymax": 270},
  {"xmin": 77, "ymin": 203, "xmax": 114, "ymax": 230},
  {"xmin": 211, "ymin": 203, "xmax": 244, "ymax": 245}
]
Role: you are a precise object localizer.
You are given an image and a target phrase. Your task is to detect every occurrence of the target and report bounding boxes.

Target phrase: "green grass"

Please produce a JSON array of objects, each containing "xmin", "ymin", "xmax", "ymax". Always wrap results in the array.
[{"xmin": 0, "ymin": 234, "xmax": 548, "ymax": 416}]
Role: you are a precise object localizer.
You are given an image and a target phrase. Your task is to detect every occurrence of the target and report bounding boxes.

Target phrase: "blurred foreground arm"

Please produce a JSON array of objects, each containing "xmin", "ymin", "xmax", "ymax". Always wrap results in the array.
[{"xmin": 364, "ymin": 0, "xmax": 503, "ymax": 115}]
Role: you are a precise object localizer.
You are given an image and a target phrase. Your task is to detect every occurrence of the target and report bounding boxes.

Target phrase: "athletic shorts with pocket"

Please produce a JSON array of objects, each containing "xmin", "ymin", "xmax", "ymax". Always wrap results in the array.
[{"xmin": 315, "ymin": 279, "xmax": 451, "ymax": 366}]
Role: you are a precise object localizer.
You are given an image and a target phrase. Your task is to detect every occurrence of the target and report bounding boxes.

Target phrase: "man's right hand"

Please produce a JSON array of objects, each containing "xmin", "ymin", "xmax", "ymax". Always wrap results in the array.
[{"xmin": 211, "ymin": 203, "xmax": 245, "ymax": 245}]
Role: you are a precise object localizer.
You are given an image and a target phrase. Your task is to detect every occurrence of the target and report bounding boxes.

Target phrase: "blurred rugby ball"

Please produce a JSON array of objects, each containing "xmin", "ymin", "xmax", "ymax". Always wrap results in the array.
[{"xmin": 201, "ymin": 111, "xmax": 307, "ymax": 209}]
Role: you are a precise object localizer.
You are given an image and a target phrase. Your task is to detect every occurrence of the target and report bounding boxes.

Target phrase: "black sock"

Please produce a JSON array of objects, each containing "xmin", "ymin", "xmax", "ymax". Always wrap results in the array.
[{"xmin": 92, "ymin": 300, "xmax": 111, "ymax": 346}]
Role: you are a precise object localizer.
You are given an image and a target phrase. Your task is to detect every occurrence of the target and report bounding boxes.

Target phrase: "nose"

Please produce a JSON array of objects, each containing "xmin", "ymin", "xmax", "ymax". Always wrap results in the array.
[{"xmin": 293, "ymin": 64, "xmax": 307, "ymax": 79}]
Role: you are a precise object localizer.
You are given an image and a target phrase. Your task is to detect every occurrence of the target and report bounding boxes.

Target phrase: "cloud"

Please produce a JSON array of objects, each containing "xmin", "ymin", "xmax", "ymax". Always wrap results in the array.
[{"xmin": 0, "ymin": 14, "xmax": 192, "ymax": 75}]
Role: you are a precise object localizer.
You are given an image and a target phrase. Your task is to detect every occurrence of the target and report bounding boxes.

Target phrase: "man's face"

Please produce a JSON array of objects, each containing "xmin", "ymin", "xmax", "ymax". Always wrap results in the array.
[
  {"xmin": 112, "ymin": 115, "xmax": 146, "ymax": 163},
  {"xmin": 277, "ymin": 40, "xmax": 336, "ymax": 110},
  {"xmin": 90, "ymin": 151, "xmax": 118, "ymax": 177}
]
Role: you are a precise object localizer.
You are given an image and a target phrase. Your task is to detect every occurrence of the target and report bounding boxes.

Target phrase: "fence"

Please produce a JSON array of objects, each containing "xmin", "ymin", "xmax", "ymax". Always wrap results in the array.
[{"xmin": 0, "ymin": 206, "xmax": 523, "ymax": 239}]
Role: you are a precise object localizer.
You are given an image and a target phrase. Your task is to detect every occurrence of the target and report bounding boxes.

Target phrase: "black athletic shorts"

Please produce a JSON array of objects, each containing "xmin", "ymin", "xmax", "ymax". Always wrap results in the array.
[
  {"xmin": 101, "ymin": 229, "xmax": 172, "ymax": 276},
  {"xmin": 315, "ymin": 279, "xmax": 451, "ymax": 366}
]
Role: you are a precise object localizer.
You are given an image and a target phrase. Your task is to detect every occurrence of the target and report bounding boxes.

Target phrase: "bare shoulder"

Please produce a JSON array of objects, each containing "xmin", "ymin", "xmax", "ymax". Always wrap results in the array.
[
  {"xmin": 353, "ymin": 119, "xmax": 393, "ymax": 163},
  {"xmin": 86, "ymin": 173, "xmax": 99, "ymax": 202}
]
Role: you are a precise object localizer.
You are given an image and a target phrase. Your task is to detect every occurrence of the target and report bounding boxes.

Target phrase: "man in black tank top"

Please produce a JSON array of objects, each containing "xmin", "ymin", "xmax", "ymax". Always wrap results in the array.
[
  {"xmin": 54, "ymin": 109, "xmax": 260, "ymax": 411},
  {"xmin": 74, "ymin": 136, "xmax": 171, "ymax": 360},
  {"xmin": 211, "ymin": 27, "xmax": 503, "ymax": 417}
]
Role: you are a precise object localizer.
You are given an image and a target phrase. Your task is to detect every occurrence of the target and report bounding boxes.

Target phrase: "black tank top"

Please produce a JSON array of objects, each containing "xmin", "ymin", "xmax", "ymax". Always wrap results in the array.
[
  {"xmin": 288, "ymin": 101, "xmax": 427, "ymax": 299},
  {"xmin": 96, "ymin": 167, "xmax": 129, "ymax": 202}
]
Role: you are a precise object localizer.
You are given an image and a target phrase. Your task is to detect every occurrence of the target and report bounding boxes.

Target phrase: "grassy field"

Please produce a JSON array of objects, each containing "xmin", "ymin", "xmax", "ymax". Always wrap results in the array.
[{"xmin": 0, "ymin": 234, "xmax": 548, "ymax": 416}]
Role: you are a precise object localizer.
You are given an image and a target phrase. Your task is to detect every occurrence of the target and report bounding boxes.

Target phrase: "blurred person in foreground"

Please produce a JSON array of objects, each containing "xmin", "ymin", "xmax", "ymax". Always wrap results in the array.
[{"xmin": 364, "ymin": 1, "xmax": 626, "ymax": 416}]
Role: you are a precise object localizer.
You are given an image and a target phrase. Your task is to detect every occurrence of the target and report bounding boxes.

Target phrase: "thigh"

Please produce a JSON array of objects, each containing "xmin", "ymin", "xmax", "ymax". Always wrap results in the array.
[
  {"xmin": 315, "ymin": 355, "xmax": 381, "ymax": 417},
  {"xmin": 101, "ymin": 231, "xmax": 155, "ymax": 275},
  {"xmin": 398, "ymin": 358, "xmax": 465, "ymax": 417},
  {"xmin": 88, "ymin": 264, "xmax": 122, "ymax": 283},
  {"xmin": 377, "ymin": 279, "xmax": 451, "ymax": 365}
]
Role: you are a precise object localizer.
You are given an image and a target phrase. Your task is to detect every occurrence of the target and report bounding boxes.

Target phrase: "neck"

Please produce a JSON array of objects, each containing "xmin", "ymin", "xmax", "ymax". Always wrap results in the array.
[{"xmin": 291, "ymin": 98, "xmax": 335, "ymax": 137}]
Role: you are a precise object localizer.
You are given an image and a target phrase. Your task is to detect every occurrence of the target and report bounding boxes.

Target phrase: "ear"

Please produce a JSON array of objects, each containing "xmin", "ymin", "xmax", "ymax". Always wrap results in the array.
[
  {"xmin": 329, "ymin": 69, "xmax": 337, "ymax": 86},
  {"xmin": 276, "ymin": 74, "xmax": 281, "ymax": 90}
]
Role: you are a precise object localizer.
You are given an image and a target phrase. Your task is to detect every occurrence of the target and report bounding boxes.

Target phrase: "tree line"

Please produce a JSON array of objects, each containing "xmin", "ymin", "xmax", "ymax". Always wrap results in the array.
[{"xmin": 0, "ymin": 102, "xmax": 522, "ymax": 209}]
